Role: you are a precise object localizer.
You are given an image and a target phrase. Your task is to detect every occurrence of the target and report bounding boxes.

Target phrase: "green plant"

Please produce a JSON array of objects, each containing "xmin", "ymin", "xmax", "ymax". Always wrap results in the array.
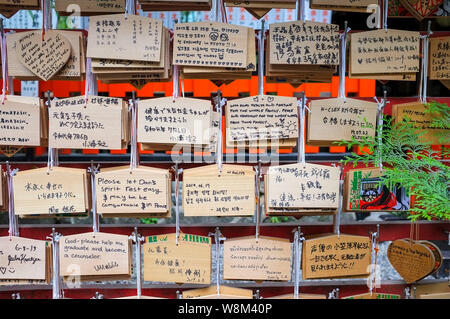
[
  {"xmin": 424, "ymin": 101, "xmax": 450, "ymax": 148},
  {"xmin": 269, "ymin": 216, "xmax": 290, "ymax": 223},
  {"xmin": 140, "ymin": 218, "xmax": 158, "ymax": 225},
  {"xmin": 337, "ymin": 101, "xmax": 450, "ymax": 221}
]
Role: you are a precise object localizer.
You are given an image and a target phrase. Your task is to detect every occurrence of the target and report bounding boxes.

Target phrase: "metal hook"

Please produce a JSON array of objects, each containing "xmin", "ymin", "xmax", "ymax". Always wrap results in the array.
[
  {"xmin": 6, "ymin": 161, "xmax": 19, "ymax": 238},
  {"xmin": 328, "ymin": 288, "xmax": 340, "ymax": 299},
  {"xmin": 403, "ymin": 287, "xmax": 411, "ymax": 299},
  {"xmin": 334, "ymin": 163, "xmax": 344, "ymax": 238},
  {"xmin": 129, "ymin": 226, "xmax": 144, "ymax": 299},
  {"xmin": 171, "ymin": 162, "xmax": 183, "ymax": 246},
  {"xmin": 129, "ymin": 91, "xmax": 139, "ymax": 170},
  {"xmin": 338, "ymin": 21, "xmax": 349, "ymax": 100},
  {"xmin": 88, "ymin": 161, "xmax": 100, "ymax": 233},
  {"xmin": 47, "ymin": 227, "xmax": 63, "ymax": 299},
  {"xmin": 258, "ymin": 20, "xmax": 265, "ymax": 97},
  {"xmin": 254, "ymin": 161, "xmax": 262, "ymax": 243},
  {"xmin": 208, "ymin": 227, "xmax": 226, "ymax": 296},
  {"xmin": 297, "ymin": 92, "xmax": 307, "ymax": 165},
  {"xmin": 91, "ymin": 292, "xmax": 104, "ymax": 299},
  {"xmin": 292, "ymin": 226, "xmax": 304, "ymax": 299},
  {"xmin": 214, "ymin": 90, "xmax": 224, "ymax": 176}
]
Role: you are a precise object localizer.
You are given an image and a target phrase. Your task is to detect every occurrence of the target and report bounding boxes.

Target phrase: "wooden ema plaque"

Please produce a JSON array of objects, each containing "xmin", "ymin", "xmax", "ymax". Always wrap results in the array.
[
  {"xmin": 137, "ymin": 97, "xmax": 212, "ymax": 149},
  {"xmin": 173, "ymin": 22, "xmax": 249, "ymax": 69},
  {"xmin": 344, "ymin": 167, "xmax": 410, "ymax": 212},
  {"xmin": 95, "ymin": 165, "xmax": 171, "ymax": 218},
  {"xmin": 387, "ymin": 239, "xmax": 437, "ymax": 284},
  {"xmin": 400, "ymin": 0, "xmax": 444, "ymax": 20},
  {"xmin": 429, "ymin": 36, "xmax": 450, "ymax": 80},
  {"xmin": 93, "ymin": 26, "xmax": 171, "ymax": 85},
  {"xmin": 350, "ymin": 29, "xmax": 420, "ymax": 75},
  {"xmin": 0, "ymin": 1, "xmax": 40, "ymax": 18},
  {"xmin": 143, "ymin": 233, "xmax": 211, "ymax": 284},
  {"xmin": 302, "ymin": 234, "xmax": 371, "ymax": 279},
  {"xmin": 224, "ymin": 1, "xmax": 296, "ymax": 19},
  {"xmin": 223, "ymin": 236, "xmax": 292, "ymax": 281},
  {"xmin": 182, "ymin": 164, "xmax": 255, "ymax": 217},
  {"xmin": 348, "ymin": 30, "xmax": 420, "ymax": 81},
  {"xmin": 16, "ymin": 30, "xmax": 71, "ymax": 81},
  {"xmin": 59, "ymin": 232, "xmax": 132, "ymax": 281},
  {"xmin": 310, "ymin": 0, "xmax": 377, "ymax": 12},
  {"xmin": 442, "ymin": 80, "xmax": 450, "ymax": 90},
  {"xmin": 1, "ymin": 94, "xmax": 48, "ymax": 148},
  {"xmin": 87, "ymin": 14, "xmax": 163, "ymax": 62},
  {"xmin": 0, "ymin": 0, "xmax": 38, "ymax": 5},
  {"xmin": 269, "ymin": 20, "xmax": 340, "ymax": 66},
  {"xmin": 12, "ymin": 167, "xmax": 89, "ymax": 217},
  {"xmin": 226, "ymin": 92, "xmax": 297, "ymax": 147},
  {"xmin": 0, "ymin": 236, "xmax": 48, "ymax": 281},
  {"xmin": 0, "ymin": 99, "xmax": 40, "ymax": 147},
  {"xmin": 181, "ymin": 26, "xmax": 255, "ymax": 82},
  {"xmin": 225, "ymin": 95, "xmax": 298, "ymax": 145},
  {"xmin": 266, "ymin": 26, "xmax": 336, "ymax": 86},
  {"xmin": 7, "ymin": 30, "xmax": 85, "ymax": 81},
  {"xmin": 308, "ymin": 98, "xmax": 378, "ymax": 146},
  {"xmin": 55, "ymin": 0, "xmax": 126, "ymax": 15},
  {"xmin": 265, "ymin": 162, "xmax": 340, "ymax": 216},
  {"xmin": 414, "ymin": 282, "xmax": 450, "ymax": 299},
  {"xmin": 182, "ymin": 286, "xmax": 253, "ymax": 299},
  {"xmin": 392, "ymin": 101, "xmax": 449, "ymax": 145},
  {"xmin": 421, "ymin": 293, "xmax": 450, "ymax": 299},
  {"xmin": 266, "ymin": 30, "xmax": 337, "ymax": 85},
  {"xmin": 0, "ymin": 146, "xmax": 24, "ymax": 157},
  {"xmin": 139, "ymin": 0, "xmax": 212, "ymax": 12},
  {"xmin": 49, "ymin": 95, "xmax": 126, "ymax": 150},
  {"xmin": 419, "ymin": 240, "xmax": 443, "ymax": 277}
]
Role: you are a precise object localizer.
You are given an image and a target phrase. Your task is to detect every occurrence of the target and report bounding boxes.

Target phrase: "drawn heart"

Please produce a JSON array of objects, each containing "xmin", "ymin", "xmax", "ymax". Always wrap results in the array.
[
  {"xmin": 387, "ymin": 239, "xmax": 436, "ymax": 284},
  {"xmin": 267, "ymin": 96, "xmax": 274, "ymax": 103},
  {"xmin": 0, "ymin": 267, "xmax": 6, "ymax": 275},
  {"xmin": 399, "ymin": 0, "xmax": 444, "ymax": 20},
  {"xmin": 16, "ymin": 30, "xmax": 71, "ymax": 81}
]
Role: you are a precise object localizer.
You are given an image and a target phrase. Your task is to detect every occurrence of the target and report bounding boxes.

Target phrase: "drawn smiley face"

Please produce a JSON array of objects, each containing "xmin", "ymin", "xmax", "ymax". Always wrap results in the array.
[
  {"xmin": 209, "ymin": 32, "xmax": 219, "ymax": 41},
  {"xmin": 220, "ymin": 33, "xmax": 229, "ymax": 42}
]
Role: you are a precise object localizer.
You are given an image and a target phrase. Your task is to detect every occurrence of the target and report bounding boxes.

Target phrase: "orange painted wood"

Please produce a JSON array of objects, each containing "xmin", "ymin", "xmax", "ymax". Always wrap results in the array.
[{"xmin": 329, "ymin": 146, "xmax": 347, "ymax": 153}]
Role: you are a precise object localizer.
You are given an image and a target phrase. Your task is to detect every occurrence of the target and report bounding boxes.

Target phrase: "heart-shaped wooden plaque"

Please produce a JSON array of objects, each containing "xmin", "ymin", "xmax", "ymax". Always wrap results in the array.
[
  {"xmin": 387, "ymin": 239, "xmax": 435, "ymax": 284},
  {"xmin": 419, "ymin": 240, "xmax": 443, "ymax": 276},
  {"xmin": 399, "ymin": 0, "xmax": 444, "ymax": 20},
  {"xmin": 16, "ymin": 30, "xmax": 71, "ymax": 81}
]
